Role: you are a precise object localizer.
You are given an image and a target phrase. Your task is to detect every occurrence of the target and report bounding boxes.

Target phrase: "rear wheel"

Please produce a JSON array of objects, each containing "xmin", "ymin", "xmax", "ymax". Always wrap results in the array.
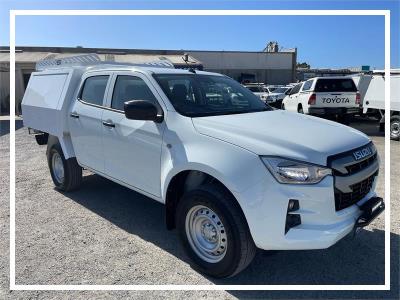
[
  {"xmin": 47, "ymin": 143, "xmax": 82, "ymax": 191},
  {"xmin": 297, "ymin": 105, "xmax": 304, "ymax": 114},
  {"xmin": 390, "ymin": 115, "xmax": 400, "ymax": 141},
  {"xmin": 176, "ymin": 184, "xmax": 256, "ymax": 278}
]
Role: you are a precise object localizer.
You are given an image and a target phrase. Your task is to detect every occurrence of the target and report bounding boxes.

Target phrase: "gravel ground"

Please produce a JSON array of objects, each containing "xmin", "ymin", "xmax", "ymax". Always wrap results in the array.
[{"xmin": 0, "ymin": 118, "xmax": 399, "ymax": 299}]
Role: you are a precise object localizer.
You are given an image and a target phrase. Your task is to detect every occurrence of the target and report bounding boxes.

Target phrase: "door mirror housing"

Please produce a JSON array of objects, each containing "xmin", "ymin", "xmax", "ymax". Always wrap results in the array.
[{"xmin": 124, "ymin": 100, "xmax": 164, "ymax": 123}]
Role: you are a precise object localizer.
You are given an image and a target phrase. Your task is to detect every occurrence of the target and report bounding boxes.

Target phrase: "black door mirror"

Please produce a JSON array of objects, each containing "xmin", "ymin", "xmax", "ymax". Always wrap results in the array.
[
  {"xmin": 124, "ymin": 100, "xmax": 163, "ymax": 123},
  {"xmin": 285, "ymin": 89, "xmax": 292, "ymax": 95}
]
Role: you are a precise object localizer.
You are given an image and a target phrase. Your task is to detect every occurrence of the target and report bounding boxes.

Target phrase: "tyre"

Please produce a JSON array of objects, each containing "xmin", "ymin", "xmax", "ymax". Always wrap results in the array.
[
  {"xmin": 298, "ymin": 105, "xmax": 304, "ymax": 114},
  {"xmin": 390, "ymin": 115, "xmax": 400, "ymax": 141},
  {"xmin": 281, "ymin": 103, "xmax": 285, "ymax": 110},
  {"xmin": 176, "ymin": 183, "xmax": 256, "ymax": 278},
  {"xmin": 47, "ymin": 143, "xmax": 82, "ymax": 191}
]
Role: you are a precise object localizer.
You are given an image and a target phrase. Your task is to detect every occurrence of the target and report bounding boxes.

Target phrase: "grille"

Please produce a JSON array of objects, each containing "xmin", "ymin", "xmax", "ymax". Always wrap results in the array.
[
  {"xmin": 328, "ymin": 142, "xmax": 378, "ymax": 211},
  {"xmin": 344, "ymin": 153, "xmax": 377, "ymax": 175},
  {"xmin": 334, "ymin": 171, "xmax": 377, "ymax": 211}
]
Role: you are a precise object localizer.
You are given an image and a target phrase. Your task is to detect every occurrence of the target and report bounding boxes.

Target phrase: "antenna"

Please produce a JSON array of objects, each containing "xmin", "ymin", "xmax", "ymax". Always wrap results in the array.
[
  {"xmin": 182, "ymin": 53, "xmax": 196, "ymax": 73},
  {"xmin": 36, "ymin": 53, "xmax": 175, "ymax": 71}
]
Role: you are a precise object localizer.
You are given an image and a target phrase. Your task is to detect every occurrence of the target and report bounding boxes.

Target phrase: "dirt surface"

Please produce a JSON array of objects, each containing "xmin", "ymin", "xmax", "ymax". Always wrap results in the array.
[{"xmin": 0, "ymin": 118, "xmax": 399, "ymax": 299}]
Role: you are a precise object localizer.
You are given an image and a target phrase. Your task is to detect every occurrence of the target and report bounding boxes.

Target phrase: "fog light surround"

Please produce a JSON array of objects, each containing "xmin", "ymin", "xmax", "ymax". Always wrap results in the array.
[{"xmin": 285, "ymin": 199, "xmax": 301, "ymax": 234}]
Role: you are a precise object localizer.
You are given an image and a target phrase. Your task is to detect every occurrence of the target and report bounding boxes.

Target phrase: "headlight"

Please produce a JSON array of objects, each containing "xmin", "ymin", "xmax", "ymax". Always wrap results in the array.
[{"xmin": 261, "ymin": 157, "xmax": 332, "ymax": 184}]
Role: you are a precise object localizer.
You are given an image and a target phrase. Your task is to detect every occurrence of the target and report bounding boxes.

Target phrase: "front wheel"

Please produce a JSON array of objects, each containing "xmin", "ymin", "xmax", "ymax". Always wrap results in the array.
[
  {"xmin": 47, "ymin": 143, "xmax": 82, "ymax": 191},
  {"xmin": 390, "ymin": 115, "xmax": 400, "ymax": 141},
  {"xmin": 176, "ymin": 184, "xmax": 256, "ymax": 278}
]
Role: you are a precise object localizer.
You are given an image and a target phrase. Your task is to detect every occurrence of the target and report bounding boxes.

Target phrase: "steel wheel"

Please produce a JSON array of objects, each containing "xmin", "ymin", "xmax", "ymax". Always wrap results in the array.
[
  {"xmin": 185, "ymin": 205, "xmax": 227, "ymax": 263},
  {"xmin": 51, "ymin": 151, "xmax": 64, "ymax": 184},
  {"xmin": 391, "ymin": 119, "xmax": 400, "ymax": 139}
]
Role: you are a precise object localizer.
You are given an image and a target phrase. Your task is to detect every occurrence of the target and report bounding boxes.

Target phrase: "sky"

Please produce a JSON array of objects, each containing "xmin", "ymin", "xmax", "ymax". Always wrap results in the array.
[{"xmin": 0, "ymin": 0, "xmax": 399, "ymax": 69}]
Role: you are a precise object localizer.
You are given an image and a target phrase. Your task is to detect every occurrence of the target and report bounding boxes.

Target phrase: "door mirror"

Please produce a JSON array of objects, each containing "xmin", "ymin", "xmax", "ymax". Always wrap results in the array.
[
  {"xmin": 124, "ymin": 100, "xmax": 163, "ymax": 123},
  {"xmin": 285, "ymin": 89, "xmax": 292, "ymax": 95}
]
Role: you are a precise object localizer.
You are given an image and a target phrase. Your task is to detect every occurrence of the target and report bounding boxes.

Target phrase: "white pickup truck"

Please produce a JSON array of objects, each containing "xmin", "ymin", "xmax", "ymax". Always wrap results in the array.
[
  {"xmin": 282, "ymin": 77, "xmax": 360, "ymax": 122},
  {"xmin": 22, "ymin": 55, "xmax": 384, "ymax": 278}
]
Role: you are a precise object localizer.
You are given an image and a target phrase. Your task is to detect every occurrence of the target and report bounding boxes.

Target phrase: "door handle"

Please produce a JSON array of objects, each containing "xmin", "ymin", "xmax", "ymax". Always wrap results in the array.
[
  {"xmin": 102, "ymin": 121, "xmax": 115, "ymax": 128},
  {"xmin": 70, "ymin": 112, "xmax": 79, "ymax": 119}
]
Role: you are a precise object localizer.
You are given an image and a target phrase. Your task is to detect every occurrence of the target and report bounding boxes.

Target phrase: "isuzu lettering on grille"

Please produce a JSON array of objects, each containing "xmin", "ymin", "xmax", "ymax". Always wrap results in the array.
[{"xmin": 353, "ymin": 146, "xmax": 372, "ymax": 161}]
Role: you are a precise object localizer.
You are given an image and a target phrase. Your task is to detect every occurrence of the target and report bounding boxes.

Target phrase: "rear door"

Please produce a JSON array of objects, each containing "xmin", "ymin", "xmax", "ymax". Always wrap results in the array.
[
  {"xmin": 69, "ymin": 73, "xmax": 111, "ymax": 172},
  {"xmin": 313, "ymin": 78, "xmax": 358, "ymax": 107}
]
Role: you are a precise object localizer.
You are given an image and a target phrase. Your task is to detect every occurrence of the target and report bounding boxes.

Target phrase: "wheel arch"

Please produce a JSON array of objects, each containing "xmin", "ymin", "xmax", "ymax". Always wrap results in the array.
[
  {"xmin": 164, "ymin": 167, "xmax": 244, "ymax": 230},
  {"xmin": 46, "ymin": 134, "xmax": 76, "ymax": 159}
]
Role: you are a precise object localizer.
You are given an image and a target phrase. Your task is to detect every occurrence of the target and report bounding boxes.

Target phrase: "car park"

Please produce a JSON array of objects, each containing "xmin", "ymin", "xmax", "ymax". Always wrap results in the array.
[
  {"xmin": 266, "ymin": 86, "xmax": 292, "ymax": 109},
  {"xmin": 243, "ymin": 83, "xmax": 269, "ymax": 102},
  {"xmin": 22, "ymin": 55, "xmax": 385, "ymax": 278},
  {"xmin": 282, "ymin": 77, "xmax": 360, "ymax": 123}
]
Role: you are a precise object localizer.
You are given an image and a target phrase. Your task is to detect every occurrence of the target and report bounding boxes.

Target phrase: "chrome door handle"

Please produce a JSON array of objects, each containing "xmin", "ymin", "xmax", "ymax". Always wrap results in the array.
[
  {"xmin": 102, "ymin": 121, "xmax": 115, "ymax": 128},
  {"xmin": 70, "ymin": 112, "xmax": 79, "ymax": 119}
]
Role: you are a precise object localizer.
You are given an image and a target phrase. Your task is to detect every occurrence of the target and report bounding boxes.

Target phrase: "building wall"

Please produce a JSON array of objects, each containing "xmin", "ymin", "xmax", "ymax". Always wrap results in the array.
[
  {"xmin": 188, "ymin": 51, "xmax": 295, "ymax": 84},
  {"xmin": 0, "ymin": 63, "xmax": 34, "ymax": 115}
]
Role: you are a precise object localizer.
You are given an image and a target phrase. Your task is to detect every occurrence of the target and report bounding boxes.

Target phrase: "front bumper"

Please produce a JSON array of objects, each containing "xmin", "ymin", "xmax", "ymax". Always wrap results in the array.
[
  {"xmin": 232, "ymin": 167, "xmax": 382, "ymax": 251},
  {"xmin": 309, "ymin": 107, "xmax": 360, "ymax": 115}
]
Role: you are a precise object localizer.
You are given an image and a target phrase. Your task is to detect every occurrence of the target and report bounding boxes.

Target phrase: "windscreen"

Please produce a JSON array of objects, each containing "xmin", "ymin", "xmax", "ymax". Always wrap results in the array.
[
  {"xmin": 314, "ymin": 78, "xmax": 357, "ymax": 93},
  {"xmin": 153, "ymin": 74, "xmax": 271, "ymax": 117}
]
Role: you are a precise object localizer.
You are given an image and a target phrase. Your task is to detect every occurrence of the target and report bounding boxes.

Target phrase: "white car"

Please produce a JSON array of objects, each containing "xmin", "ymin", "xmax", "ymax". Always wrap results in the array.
[
  {"xmin": 22, "ymin": 55, "xmax": 384, "ymax": 278},
  {"xmin": 266, "ymin": 86, "xmax": 293, "ymax": 108},
  {"xmin": 243, "ymin": 84, "xmax": 269, "ymax": 102},
  {"xmin": 282, "ymin": 77, "xmax": 361, "ymax": 121}
]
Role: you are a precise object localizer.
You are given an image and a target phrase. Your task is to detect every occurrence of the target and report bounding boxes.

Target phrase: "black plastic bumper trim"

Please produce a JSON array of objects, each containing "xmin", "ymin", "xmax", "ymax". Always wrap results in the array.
[{"xmin": 355, "ymin": 196, "xmax": 385, "ymax": 228}]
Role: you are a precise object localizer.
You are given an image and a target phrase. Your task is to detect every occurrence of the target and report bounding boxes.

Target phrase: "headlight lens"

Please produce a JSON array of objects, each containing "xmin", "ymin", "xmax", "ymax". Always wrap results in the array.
[{"xmin": 261, "ymin": 157, "xmax": 332, "ymax": 184}]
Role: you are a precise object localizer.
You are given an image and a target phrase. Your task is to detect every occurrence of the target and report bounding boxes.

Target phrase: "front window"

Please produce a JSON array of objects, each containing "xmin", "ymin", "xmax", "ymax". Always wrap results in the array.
[{"xmin": 153, "ymin": 74, "xmax": 271, "ymax": 117}]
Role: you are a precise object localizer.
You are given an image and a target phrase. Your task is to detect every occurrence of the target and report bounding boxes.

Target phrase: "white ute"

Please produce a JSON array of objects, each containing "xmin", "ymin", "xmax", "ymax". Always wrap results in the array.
[
  {"xmin": 282, "ymin": 77, "xmax": 361, "ymax": 122},
  {"xmin": 22, "ymin": 55, "xmax": 385, "ymax": 278}
]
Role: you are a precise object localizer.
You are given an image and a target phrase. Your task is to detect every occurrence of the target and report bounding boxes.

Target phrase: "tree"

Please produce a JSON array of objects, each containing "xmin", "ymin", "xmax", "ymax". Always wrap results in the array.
[{"xmin": 297, "ymin": 62, "xmax": 311, "ymax": 69}]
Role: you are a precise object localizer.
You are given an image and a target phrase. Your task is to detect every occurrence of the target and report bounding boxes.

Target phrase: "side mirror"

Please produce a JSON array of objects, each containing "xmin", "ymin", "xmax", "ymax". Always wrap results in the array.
[
  {"xmin": 124, "ymin": 100, "xmax": 163, "ymax": 123},
  {"xmin": 285, "ymin": 89, "xmax": 292, "ymax": 95}
]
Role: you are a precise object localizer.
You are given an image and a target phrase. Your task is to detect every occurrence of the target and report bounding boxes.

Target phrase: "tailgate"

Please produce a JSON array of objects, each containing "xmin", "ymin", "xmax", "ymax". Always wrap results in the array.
[{"xmin": 315, "ymin": 92, "xmax": 357, "ymax": 107}]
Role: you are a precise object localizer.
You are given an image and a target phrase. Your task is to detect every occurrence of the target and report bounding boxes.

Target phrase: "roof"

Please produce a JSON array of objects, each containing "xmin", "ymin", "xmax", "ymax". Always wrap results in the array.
[
  {"xmin": 309, "ymin": 76, "xmax": 358, "ymax": 80},
  {"xmin": 84, "ymin": 65, "xmax": 223, "ymax": 76}
]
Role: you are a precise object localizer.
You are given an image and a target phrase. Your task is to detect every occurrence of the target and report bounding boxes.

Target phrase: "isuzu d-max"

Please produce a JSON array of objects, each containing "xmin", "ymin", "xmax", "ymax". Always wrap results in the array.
[{"xmin": 22, "ymin": 55, "xmax": 385, "ymax": 278}]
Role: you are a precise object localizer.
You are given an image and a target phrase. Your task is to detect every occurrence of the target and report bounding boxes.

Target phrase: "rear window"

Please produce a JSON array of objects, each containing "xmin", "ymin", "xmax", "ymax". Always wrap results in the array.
[
  {"xmin": 80, "ymin": 75, "xmax": 109, "ymax": 106},
  {"xmin": 314, "ymin": 78, "xmax": 357, "ymax": 92}
]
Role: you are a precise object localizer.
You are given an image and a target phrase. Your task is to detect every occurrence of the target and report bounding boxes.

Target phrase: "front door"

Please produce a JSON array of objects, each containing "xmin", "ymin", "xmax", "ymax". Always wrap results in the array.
[{"xmin": 101, "ymin": 73, "xmax": 165, "ymax": 197}]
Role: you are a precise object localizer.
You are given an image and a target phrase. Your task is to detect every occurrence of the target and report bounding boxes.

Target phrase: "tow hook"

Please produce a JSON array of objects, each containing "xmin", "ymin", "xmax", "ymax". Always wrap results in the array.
[{"xmin": 353, "ymin": 196, "xmax": 385, "ymax": 237}]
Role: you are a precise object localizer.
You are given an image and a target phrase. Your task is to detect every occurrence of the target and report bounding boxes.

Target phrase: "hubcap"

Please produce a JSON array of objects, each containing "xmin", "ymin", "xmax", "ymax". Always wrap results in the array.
[
  {"xmin": 391, "ymin": 121, "xmax": 400, "ymax": 137},
  {"xmin": 185, "ymin": 205, "xmax": 227, "ymax": 263},
  {"xmin": 52, "ymin": 152, "xmax": 64, "ymax": 184}
]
